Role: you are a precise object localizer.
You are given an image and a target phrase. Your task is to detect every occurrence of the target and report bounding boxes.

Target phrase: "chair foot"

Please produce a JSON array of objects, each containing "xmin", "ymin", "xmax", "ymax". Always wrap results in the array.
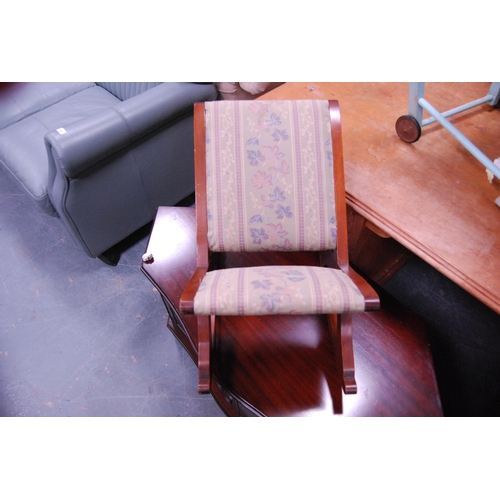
[
  {"xmin": 198, "ymin": 379, "xmax": 211, "ymax": 394},
  {"xmin": 329, "ymin": 313, "xmax": 358, "ymax": 396},
  {"xmin": 343, "ymin": 376, "xmax": 357, "ymax": 395},
  {"xmin": 197, "ymin": 315, "xmax": 211, "ymax": 394}
]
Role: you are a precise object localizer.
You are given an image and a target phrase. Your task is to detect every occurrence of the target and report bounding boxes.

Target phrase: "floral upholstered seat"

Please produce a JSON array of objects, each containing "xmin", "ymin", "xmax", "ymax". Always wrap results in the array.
[
  {"xmin": 193, "ymin": 265, "xmax": 366, "ymax": 316},
  {"xmin": 194, "ymin": 100, "xmax": 365, "ymax": 316},
  {"xmin": 180, "ymin": 99, "xmax": 380, "ymax": 396}
]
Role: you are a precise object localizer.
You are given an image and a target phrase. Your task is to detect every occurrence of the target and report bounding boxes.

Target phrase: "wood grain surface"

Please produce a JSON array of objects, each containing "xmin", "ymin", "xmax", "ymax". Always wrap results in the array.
[
  {"xmin": 142, "ymin": 207, "xmax": 443, "ymax": 416},
  {"xmin": 260, "ymin": 82, "xmax": 500, "ymax": 313}
]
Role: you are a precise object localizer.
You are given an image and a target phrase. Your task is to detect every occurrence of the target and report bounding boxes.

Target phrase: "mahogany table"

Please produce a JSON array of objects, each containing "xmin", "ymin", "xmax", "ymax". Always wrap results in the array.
[
  {"xmin": 260, "ymin": 83, "xmax": 500, "ymax": 314},
  {"xmin": 141, "ymin": 207, "xmax": 443, "ymax": 417}
]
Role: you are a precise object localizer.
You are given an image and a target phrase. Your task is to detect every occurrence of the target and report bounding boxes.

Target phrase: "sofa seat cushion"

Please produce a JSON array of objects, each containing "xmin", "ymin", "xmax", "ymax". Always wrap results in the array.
[
  {"xmin": 0, "ymin": 86, "xmax": 120, "ymax": 215},
  {"xmin": 0, "ymin": 82, "xmax": 95, "ymax": 130}
]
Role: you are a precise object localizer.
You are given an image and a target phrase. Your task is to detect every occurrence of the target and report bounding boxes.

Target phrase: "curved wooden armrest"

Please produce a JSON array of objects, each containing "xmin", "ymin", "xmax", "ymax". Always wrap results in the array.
[
  {"xmin": 343, "ymin": 266, "xmax": 381, "ymax": 311},
  {"xmin": 179, "ymin": 267, "xmax": 208, "ymax": 314}
]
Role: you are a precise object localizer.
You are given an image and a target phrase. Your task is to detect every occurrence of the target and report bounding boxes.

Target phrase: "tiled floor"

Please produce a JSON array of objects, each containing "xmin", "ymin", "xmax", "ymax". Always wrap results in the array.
[
  {"xmin": 1, "ymin": 173, "xmax": 500, "ymax": 416},
  {"xmin": 0, "ymin": 177, "xmax": 224, "ymax": 417}
]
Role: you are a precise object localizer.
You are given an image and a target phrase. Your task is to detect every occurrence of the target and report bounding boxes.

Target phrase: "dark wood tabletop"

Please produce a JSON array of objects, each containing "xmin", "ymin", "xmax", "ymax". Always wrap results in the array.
[{"xmin": 141, "ymin": 206, "xmax": 443, "ymax": 416}]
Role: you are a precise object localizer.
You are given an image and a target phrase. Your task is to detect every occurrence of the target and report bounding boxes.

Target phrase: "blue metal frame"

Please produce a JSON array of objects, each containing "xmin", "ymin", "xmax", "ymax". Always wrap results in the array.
[{"xmin": 407, "ymin": 82, "xmax": 500, "ymax": 180}]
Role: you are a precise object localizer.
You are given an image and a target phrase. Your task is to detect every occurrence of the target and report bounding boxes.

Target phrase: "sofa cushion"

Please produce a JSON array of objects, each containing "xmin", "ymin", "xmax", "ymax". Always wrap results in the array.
[
  {"xmin": 0, "ymin": 86, "xmax": 120, "ymax": 215},
  {"xmin": 0, "ymin": 82, "xmax": 95, "ymax": 130}
]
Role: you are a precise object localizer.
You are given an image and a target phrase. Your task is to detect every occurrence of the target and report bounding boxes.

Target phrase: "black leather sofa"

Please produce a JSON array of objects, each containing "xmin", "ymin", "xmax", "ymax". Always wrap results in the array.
[{"xmin": 0, "ymin": 82, "xmax": 218, "ymax": 263}]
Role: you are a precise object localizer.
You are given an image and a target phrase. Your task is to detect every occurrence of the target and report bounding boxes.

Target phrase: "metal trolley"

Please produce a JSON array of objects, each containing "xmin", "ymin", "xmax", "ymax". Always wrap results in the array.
[{"xmin": 395, "ymin": 83, "xmax": 500, "ymax": 199}]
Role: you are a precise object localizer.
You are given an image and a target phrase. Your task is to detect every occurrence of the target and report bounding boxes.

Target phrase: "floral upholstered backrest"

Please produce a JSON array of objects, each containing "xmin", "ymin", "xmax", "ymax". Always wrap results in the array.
[{"xmin": 204, "ymin": 100, "xmax": 337, "ymax": 252}]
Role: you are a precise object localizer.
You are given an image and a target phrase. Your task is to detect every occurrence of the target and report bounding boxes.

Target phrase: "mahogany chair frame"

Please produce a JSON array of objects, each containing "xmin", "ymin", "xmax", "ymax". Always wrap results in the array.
[{"xmin": 180, "ymin": 100, "xmax": 380, "ymax": 396}]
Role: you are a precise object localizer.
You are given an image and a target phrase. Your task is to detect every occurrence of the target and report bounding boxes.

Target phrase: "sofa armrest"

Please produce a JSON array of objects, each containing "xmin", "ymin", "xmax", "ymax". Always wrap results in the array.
[{"xmin": 44, "ymin": 83, "xmax": 217, "ymax": 179}]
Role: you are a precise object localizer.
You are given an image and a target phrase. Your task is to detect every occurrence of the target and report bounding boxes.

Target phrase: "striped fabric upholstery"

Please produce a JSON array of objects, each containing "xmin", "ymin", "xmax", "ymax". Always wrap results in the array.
[
  {"xmin": 196, "ymin": 100, "xmax": 366, "ymax": 317},
  {"xmin": 193, "ymin": 266, "xmax": 366, "ymax": 315},
  {"xmin": 204, "ymin": 100, "xmax": 337, "ymax": 252}
]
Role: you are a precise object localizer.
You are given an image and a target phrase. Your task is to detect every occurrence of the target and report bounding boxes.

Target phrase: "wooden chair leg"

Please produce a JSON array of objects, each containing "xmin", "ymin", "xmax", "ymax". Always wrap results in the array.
[
  {"xmin": 328, "ymin": 313, "xmax": 357, "ymax": 395},
  {"xmin": 197, "ymin": 315, "xmax": 211, "ymax": 393}
]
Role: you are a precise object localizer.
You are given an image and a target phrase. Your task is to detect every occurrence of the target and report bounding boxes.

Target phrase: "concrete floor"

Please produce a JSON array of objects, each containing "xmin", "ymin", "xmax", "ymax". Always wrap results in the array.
[{"xmin": 0, "ymin": 177, "xmax": 224, "ymax": 417}]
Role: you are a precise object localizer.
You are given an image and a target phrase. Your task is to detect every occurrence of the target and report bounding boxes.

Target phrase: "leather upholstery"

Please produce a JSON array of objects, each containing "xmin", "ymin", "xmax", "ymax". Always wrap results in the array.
[
  {"xmin": 0, "ymin": 82, "xmax": 95, "ymax": 130},
  {"xmin": 0, "ymin": 82, "xmax": 218, "ymax": 258},
  {"xmin": 96, "ymin": 82, "xmax": 162, "ymax": 101},
  {"xmin": 0, "ymin": 86, "xmax": 119, "ymax": 215}
]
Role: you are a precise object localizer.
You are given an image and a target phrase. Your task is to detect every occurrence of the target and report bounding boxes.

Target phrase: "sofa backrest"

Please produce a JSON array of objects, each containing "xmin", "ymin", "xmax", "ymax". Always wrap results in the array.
[{"xmin": 96, "ymin": 82, "xmax": 163, "ymax": 101}]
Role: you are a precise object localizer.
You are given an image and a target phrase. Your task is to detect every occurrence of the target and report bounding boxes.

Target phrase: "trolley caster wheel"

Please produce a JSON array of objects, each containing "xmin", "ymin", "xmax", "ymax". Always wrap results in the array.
[{"xmin": 395, "ymin": 115, "xmax": 421, "ymax": 143}]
